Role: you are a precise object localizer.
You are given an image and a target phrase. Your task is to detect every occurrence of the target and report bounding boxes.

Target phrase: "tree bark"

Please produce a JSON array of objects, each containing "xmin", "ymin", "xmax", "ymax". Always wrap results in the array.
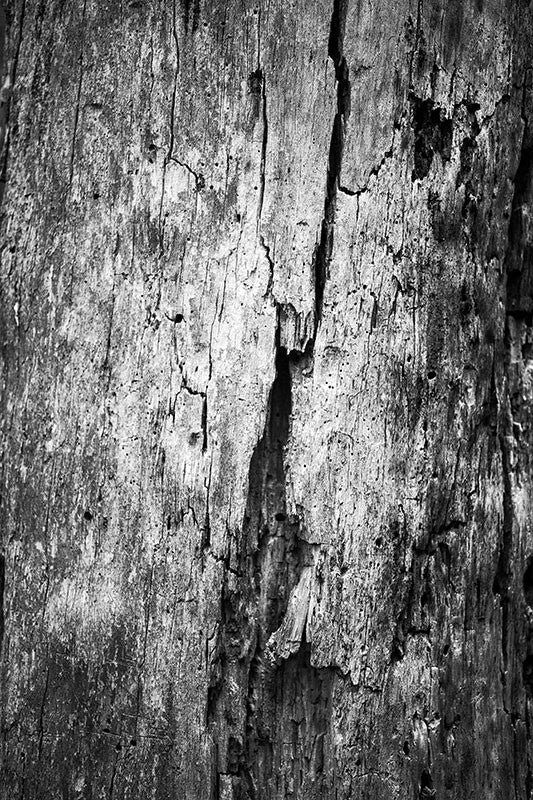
[{"xmin": 1, "ymin": 0, "xmax": 532, "ymax": 798}]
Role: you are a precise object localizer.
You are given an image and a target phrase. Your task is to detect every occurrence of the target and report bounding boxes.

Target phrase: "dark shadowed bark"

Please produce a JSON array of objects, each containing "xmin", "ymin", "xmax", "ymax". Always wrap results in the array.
[{"xmin": 1, "ymin": 0, "xmax": 533, "ymax": 798}]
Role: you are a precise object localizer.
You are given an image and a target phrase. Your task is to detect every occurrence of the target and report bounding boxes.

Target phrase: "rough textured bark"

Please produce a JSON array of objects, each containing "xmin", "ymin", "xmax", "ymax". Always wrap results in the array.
[{"xmin": 1, "ymin": 0, "xmax": 533, "ymax": 798}]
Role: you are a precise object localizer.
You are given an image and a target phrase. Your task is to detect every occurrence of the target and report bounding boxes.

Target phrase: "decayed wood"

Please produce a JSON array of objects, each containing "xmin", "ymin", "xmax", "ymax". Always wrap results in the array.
[{"xmin": 1, "ymin": 0, "xmax": 533, "ymax": 798}]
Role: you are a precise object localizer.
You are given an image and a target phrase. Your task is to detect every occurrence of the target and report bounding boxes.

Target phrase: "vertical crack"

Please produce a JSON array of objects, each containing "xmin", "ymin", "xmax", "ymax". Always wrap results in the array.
[
  {"xmin": 0, "ymin": 553, "xmax": 4, "ymax": 660},
  {"xmin": 208, "ymin": 6, "xmax": 352, "ymax": 795},
  {"xmin": 258, "ymin": 2, "xmax": 350, "ymax": 349},
  {"xmin": 201, "ymin": 394, "xmax": 208, "ymax": 452},
  {"xmin": 255, "ymin": 4, "xmax": 267, "ymax": 233},
  {"xmin": 208, "ymin": 318, "xmax": 329, "ymax": 797},
  {"xmin": 312, "ymin": 0, "xmax": 351, "ymax": 337},
  {"xmin": 253, "ymin": 65, "xmax": 268, "ymax": 233}
]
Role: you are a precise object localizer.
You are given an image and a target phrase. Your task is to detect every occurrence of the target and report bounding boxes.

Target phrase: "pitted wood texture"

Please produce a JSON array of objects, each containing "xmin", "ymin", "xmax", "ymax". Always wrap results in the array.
[{"xmin": 1, "ymin": 1, "xmax": 533, "ymax": 799}]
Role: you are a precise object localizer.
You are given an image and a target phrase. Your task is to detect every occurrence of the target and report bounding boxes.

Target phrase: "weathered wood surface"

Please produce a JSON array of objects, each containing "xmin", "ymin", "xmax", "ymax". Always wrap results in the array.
[{"xmin": 1, "ymin": 0, "xmax": 533, "ymax": 798}]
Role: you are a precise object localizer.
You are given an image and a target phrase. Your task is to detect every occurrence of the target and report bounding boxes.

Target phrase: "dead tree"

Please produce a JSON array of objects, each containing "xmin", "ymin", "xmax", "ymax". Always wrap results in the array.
[{"xmin": 1, "ymin": 0, "xmax": 532, "ymax": 798}]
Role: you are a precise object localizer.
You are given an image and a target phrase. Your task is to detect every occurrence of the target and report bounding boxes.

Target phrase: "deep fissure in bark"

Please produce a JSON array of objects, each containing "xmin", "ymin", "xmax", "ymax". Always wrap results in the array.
[
  {"xmin": 211, "ymin": 12, "xmax": 356, "ymax": 783},
  {"xmin": 258, "ymin": 68, "xmax": 268, "ymax": 231},
  {"xmin": 0, "ymin": 553, "xmax": 4, "ymax": 658},
  {"xmin": 242, "ymin": 338, "xmax": 332, "ymax": 796},
  {"xmin": 223, "ymin": 5, "xmax": 355, "ymax": 769},
  {"xmin": 312, "ymin": 0, "xmax": 351, "ymax": 335},
  {"xmin": 524, "ymin": 558, "xmax": 533, "ymax": 609},
  {"xmin": 419, "ymin": 767, "xmax": 436, "ymax": 800},
  {"xmin": 208, "ymin": 331, "xmax": 332, "ymax": 797},
  {"xmin": 207, "ymin": 6, "xmax": 354, "ymax": 790},
  {"xmin": 410, "ymin": 94, "xmax": 453, "ymax": 182},
  {"xmin": 2, "ymin": 0, "xmax": 533, "ymax": 796},
  {"xmin": 505, "ymin": 135, "xmax": 533, "ymax": 323}
]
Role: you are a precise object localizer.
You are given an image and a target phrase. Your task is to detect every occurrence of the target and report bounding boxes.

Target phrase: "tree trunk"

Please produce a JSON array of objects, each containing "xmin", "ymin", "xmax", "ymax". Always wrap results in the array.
[{"xmin": 1, "ymin": 0, "xmax": 532, "ymax": 797}]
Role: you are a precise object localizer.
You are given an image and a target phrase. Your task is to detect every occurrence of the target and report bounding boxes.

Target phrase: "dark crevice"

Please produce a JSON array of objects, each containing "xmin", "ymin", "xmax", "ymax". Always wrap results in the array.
[
  {"xmin": 524, "ymin": 558, "xmax": 533, "ymax": 608},
  {"xmin": 505, "ymin": 124, "xmax": 533, "ymax": 320},
  {"xmin": 257, "ymin": 68, "xmax": 268, "ymax": 231},
  {"xmin": 313, "ymin": 0, "xmax": 351, "ymax": 337},
  {"xmin": 0, "ymin": 553, "xmax": 4, "ymax": 659},
  {"xmin": 208, "ymin": 319, "xmax": 331, "ymax": 796},
  {"xmin": 524, "ymin": 654, "xmax": 533, "ymax": 697},
  {"xmin": 506, "ymin": 85, "xmax": 533, "ymax": 308},
  {"xmin": 456, "ymin": 136, "xmax": 478, "ymax": 189},
  {"xmin": 410, "ymin": 95, "xmax": 453, "ymax": 182},
  {"xmin": 419, "ymin": 768, "xmax": 436, "ymax": 799},
  {"xmin": 492, "ymin": 435, "xmax": 514, "ymax": 677},
  {"xmin": 201, "ymin": 395, "xmax": 208, "ymax": 452},
  {"xmin": 208, "ymin": 5, "xmax": 351, "ymax": 793},
  {"xmin": 182, "ymin": 0, "xmax": 200, "ymax": 34}
]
